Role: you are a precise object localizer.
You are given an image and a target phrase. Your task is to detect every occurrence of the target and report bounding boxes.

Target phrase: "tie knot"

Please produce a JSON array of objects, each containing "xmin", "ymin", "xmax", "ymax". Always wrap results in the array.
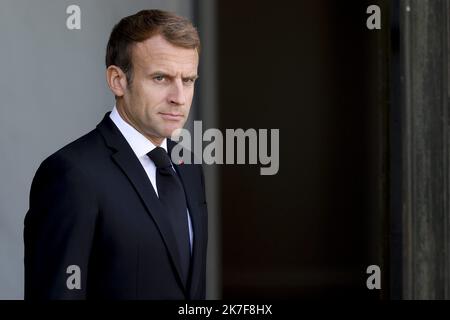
[{"xmin": 147, "ymin": 147, "xmax": 172, "ymax": 168}]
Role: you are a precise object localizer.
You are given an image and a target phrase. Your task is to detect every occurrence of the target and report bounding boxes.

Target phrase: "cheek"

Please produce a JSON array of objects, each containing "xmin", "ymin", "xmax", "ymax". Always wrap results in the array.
[
  {"xmin": 131, "ymin": 89, "xmax": 157, "ymax": 116},
  {"xmin": 184, "ymin": 88, "xmax": 195, "ymax": 104},
  {"xmin": 143, "ymin": 87, "xmax": 167, "ymax": 108}
]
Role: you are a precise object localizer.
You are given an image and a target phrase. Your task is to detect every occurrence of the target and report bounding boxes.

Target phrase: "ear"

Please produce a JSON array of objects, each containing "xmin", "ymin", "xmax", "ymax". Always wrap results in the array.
[{"xmin": 106, "ymin": 65, "xmax": 128, "ymax": 97}]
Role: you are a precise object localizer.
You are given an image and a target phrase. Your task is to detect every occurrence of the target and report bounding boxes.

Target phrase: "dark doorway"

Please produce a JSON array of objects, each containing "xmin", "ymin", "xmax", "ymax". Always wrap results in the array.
[{"xmin": 217, "ymin": 0, "xmax": 390, "ymax": 299}]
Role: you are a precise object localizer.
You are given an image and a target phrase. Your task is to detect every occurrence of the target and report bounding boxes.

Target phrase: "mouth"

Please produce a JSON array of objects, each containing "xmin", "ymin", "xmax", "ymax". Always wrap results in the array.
[{"xmin": 159, "ymin": 112, "xmax": 184, "ymax": 121}]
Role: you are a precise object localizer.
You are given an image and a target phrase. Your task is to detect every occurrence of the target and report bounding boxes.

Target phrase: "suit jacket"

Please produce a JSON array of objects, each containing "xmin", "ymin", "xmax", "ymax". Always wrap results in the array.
[{"xmin": 24, "ymin": 112, "xmax": 208, "ymax": 300}]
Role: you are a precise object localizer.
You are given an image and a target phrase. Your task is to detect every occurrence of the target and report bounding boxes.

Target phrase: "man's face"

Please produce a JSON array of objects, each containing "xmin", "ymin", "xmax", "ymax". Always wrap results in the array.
[{"xmin": 117, "ymin": 34, "xmax": 199, "ymax": 145}]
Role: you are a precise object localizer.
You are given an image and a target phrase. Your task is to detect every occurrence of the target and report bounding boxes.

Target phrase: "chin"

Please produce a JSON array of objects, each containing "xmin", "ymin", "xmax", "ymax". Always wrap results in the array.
[
  {"xmin": 166, "ymin": 126, "xmax": 184, "ymax": 137},
  {"xmin": 159, "ymin": 129, "xmax": 175, "ymax": 139}
]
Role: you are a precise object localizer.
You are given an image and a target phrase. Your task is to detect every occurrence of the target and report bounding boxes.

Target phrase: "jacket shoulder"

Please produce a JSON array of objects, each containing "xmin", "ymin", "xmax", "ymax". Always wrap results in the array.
[{"xmin": 42, "ymin": 128, "xmax": 105, "ymax": 167}]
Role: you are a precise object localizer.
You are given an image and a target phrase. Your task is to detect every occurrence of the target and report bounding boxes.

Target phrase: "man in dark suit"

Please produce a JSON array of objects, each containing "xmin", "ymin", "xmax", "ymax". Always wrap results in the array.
[{"xmin": 24, "ymin": 9, "xmax": 207, "ymax": 299}]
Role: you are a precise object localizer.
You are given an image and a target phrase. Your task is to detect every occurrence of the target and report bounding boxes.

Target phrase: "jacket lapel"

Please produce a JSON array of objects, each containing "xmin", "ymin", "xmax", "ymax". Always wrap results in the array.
[
  {"xmin": 168, "ymin": 140, "xmax": 206, "ymax": 299},
  {"xmin": 96, "ymin": 113, "xmax": 187, "ymax": 295}
]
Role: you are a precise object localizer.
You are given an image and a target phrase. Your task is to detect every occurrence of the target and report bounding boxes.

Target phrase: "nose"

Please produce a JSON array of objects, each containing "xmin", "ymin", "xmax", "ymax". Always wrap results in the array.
[{"xmin": 168, "ymin": 79, "xmax": 186, "ymax": 106}]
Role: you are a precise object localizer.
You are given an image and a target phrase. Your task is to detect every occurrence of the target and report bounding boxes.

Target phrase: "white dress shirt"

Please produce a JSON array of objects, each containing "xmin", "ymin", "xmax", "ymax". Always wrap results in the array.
[{"xmin": 109, "ymin": 106, "xmax": 193, "ymax": 253}]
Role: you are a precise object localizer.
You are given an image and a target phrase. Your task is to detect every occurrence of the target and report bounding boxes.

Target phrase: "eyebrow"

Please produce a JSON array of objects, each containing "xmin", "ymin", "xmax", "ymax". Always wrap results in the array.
[
  {"xmin": 149, "ymin": 71, "xmax": 198, "ymax": 80},
  {"xmin": 183, "ymin": 75, "xmax": 199, "ymax": 81}
]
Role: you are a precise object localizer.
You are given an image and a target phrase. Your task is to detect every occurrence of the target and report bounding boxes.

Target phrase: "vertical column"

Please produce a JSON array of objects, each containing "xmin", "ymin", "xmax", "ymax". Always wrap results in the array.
[
  {"xmin": 196, "ymin": 0, "xmax": 221, "ymax": 299},
  {"xmin": 400, "ymin": 0, "xmax": 450, "ymax": 299}
]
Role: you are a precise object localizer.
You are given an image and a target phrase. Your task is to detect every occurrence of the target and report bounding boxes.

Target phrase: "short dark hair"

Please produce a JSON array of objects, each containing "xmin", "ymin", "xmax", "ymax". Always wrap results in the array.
[{"xmin": 105, "ymin": 9, "xmax": 200, "ymax": 84}]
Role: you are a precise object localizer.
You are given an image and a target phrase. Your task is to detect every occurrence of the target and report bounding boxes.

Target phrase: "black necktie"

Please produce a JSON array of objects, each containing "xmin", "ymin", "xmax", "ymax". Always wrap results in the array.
[{"xmin": 147, "ymin": 146, "xmax": 190, "ymax": 284}]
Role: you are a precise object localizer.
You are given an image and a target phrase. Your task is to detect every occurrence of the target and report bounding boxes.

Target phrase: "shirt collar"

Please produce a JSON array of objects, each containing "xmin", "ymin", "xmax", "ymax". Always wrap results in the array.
[{"xmin": 109, "ymin": 105, "xmax": 167, "ymax": 158}]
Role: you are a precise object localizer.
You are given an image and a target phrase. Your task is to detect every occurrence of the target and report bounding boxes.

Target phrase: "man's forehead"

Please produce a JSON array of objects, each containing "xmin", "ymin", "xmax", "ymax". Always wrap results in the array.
[{"xmin": 132, "ymin": 36, "xmax": 198, "ymax": 70}]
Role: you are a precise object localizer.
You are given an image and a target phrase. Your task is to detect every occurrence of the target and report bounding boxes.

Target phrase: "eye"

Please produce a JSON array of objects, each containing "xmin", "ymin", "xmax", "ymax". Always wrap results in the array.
[
  {"xmin": 183, "ymin": 78, "xmax": 195, "ymax": 85},
  {"xmin": 153, "ymin": 75, "xmax": 165, "ymax": 82}
]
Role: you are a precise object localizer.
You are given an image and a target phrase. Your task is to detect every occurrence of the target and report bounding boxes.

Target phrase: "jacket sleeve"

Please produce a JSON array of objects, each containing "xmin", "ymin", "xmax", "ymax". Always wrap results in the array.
[{"xmin": 24, "ymin": 154, "xmax": 98, "ymax": 300}]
